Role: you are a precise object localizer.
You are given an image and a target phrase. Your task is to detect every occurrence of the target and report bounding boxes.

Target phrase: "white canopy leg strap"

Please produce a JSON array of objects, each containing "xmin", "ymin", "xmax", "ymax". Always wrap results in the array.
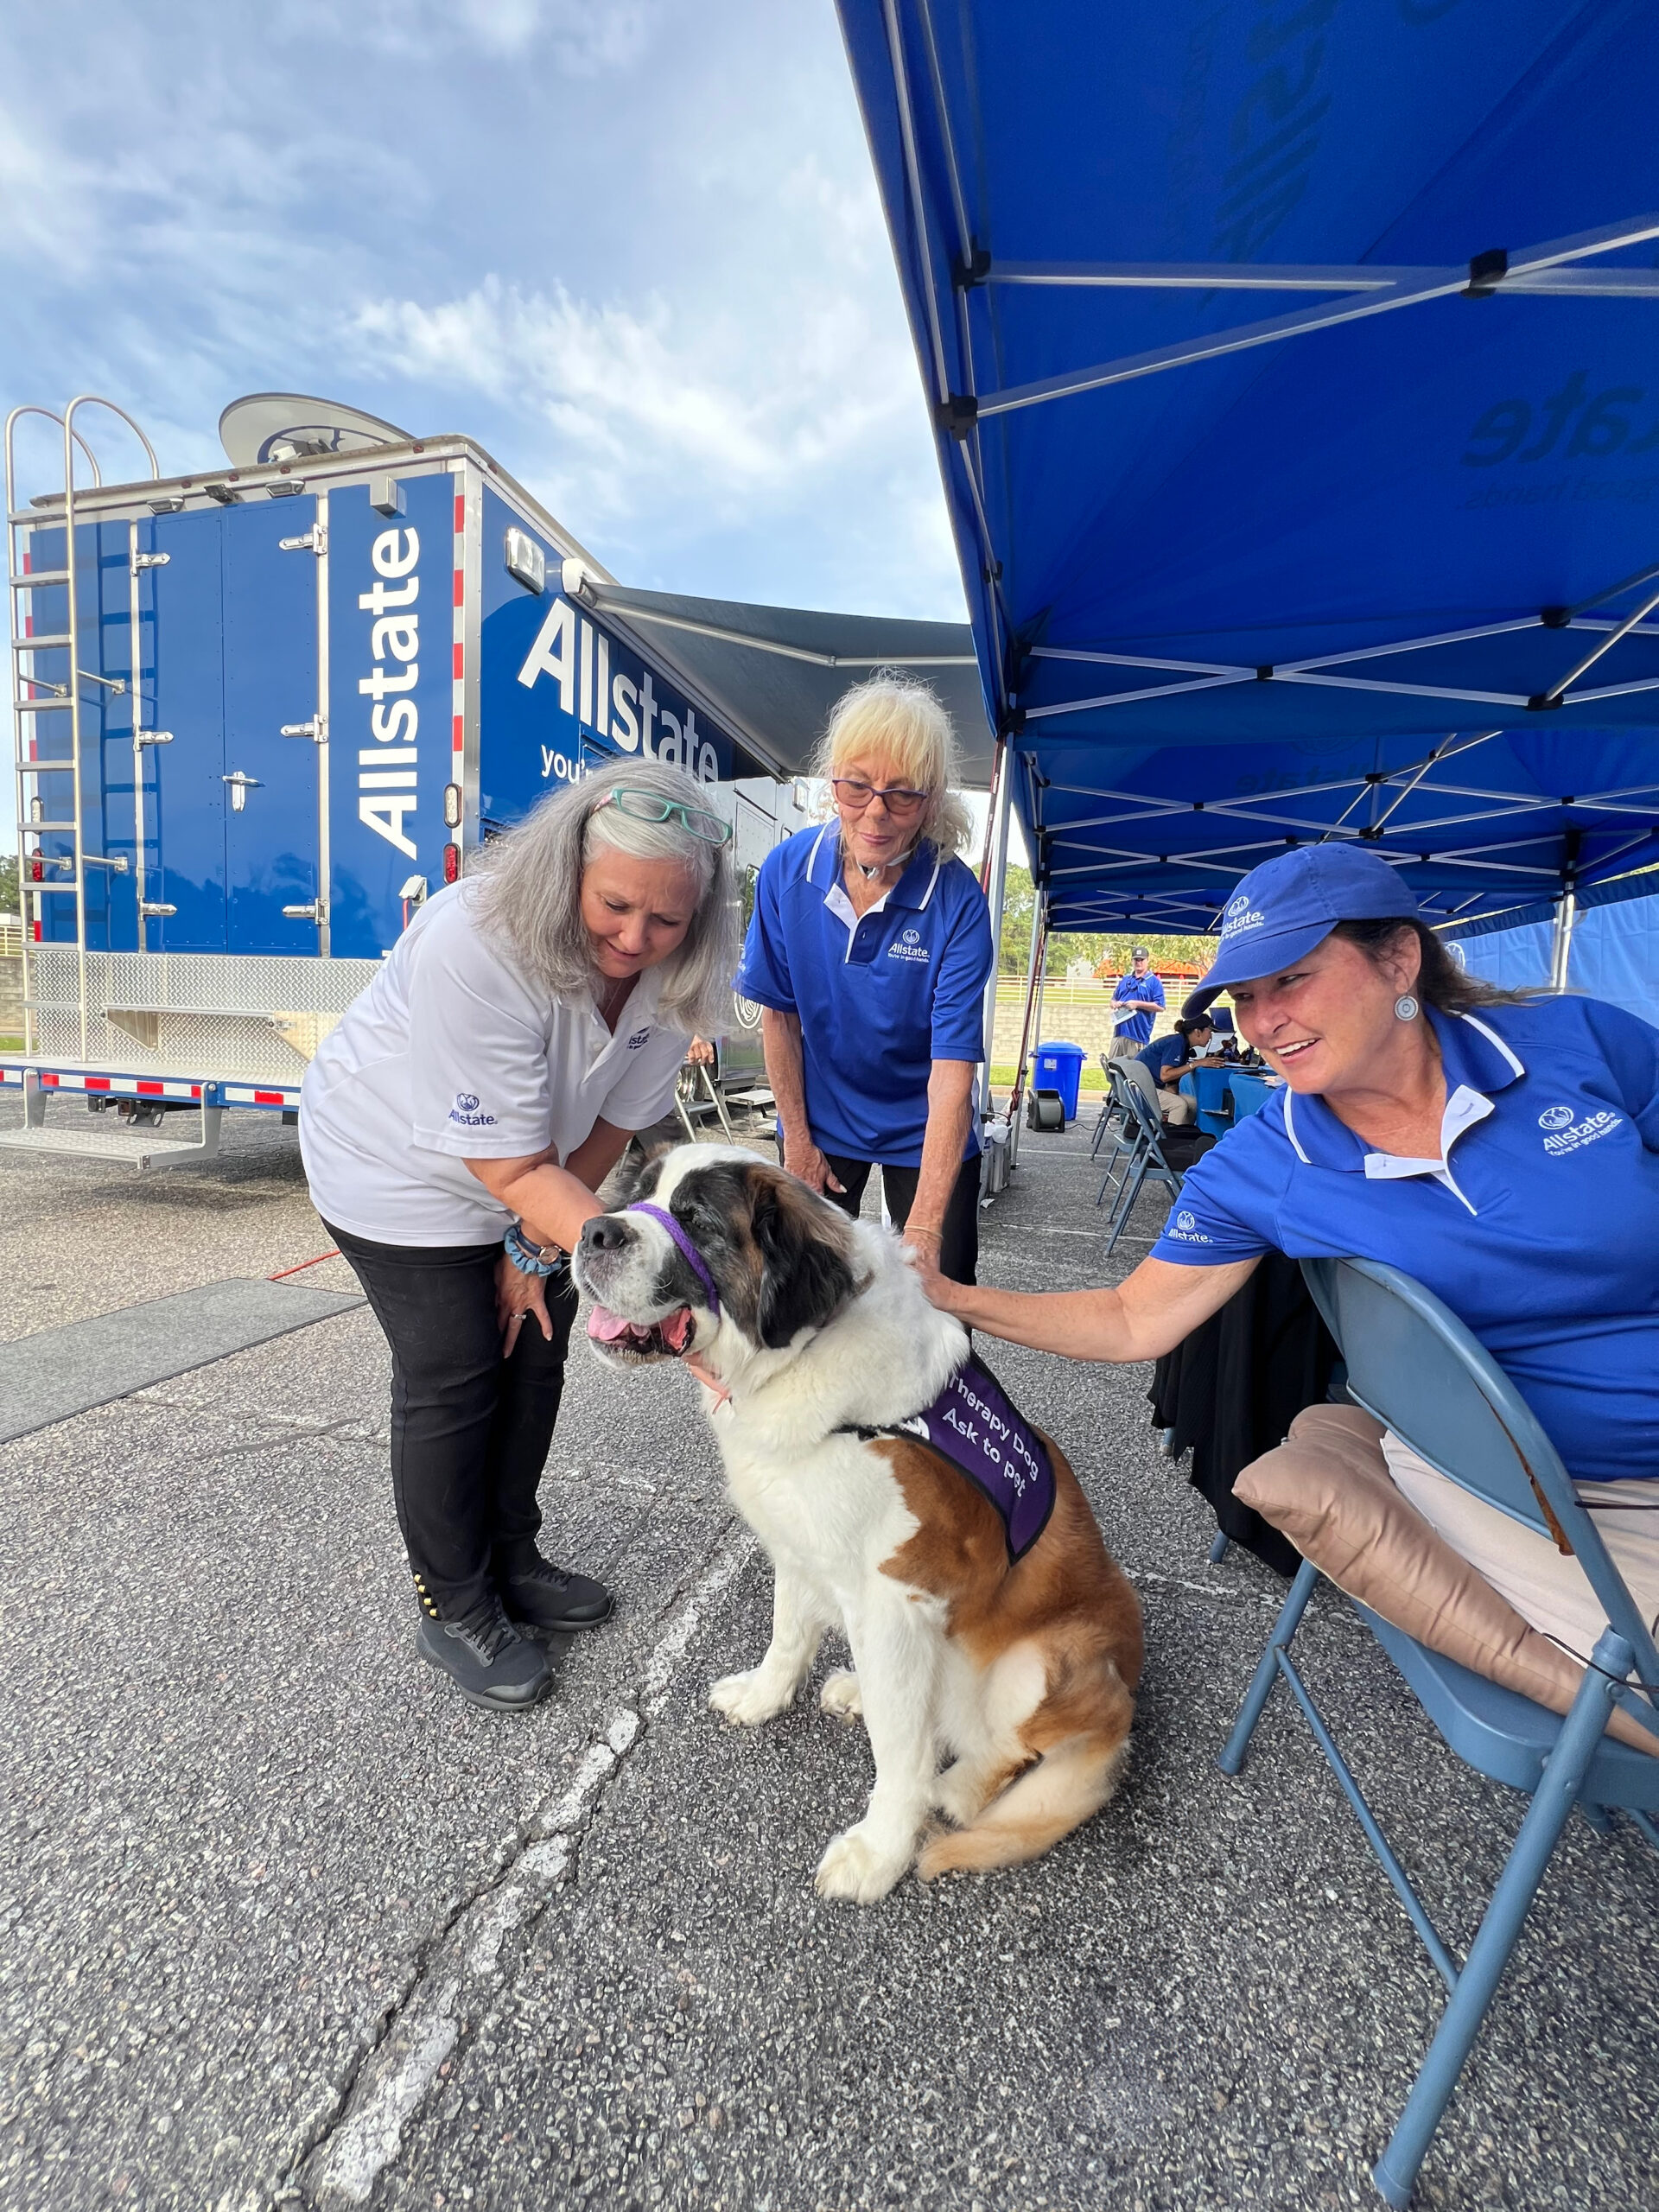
[
  {"xmin": 976, "ymin": 736, "xmax": 1013, "ymax": 1127},
  {"xmin": 1007, "ymin": 899, "xmax": 1047, "ymax": 1170}
]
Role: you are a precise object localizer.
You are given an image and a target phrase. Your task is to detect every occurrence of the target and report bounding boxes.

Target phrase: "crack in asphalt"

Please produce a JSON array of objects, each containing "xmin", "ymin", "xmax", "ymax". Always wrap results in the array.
[{"xmin": 273, "ymin": 1522, "xmax": 755, "ymax": 2211}]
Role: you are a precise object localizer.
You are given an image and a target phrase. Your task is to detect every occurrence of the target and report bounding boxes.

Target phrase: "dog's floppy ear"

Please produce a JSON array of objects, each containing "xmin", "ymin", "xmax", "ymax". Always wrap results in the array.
[
  {"xmin": 748, "ymin": 1168, "xmax": 856, "ymax": 1350},
  {"xmin": 604, "ymin": 1141, "xmax": 671, "ymax": 1211}
]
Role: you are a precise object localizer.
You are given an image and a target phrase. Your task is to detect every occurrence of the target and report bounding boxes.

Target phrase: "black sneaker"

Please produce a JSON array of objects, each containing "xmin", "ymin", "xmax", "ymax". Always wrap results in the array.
[
  {"xmin": 416, "ymin": 1591, "xmax": 552, "ymax": 1711},
  {"xmin": 497, "ymin": 1553, "xmax": 614, "ymax": 1634}
]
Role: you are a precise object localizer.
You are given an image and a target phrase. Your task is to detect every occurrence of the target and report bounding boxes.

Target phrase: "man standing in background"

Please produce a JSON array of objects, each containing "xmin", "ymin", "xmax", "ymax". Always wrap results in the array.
[{"xmin": 1109, "ymin": 944, "xmax": 1166, "ymax": 1058}]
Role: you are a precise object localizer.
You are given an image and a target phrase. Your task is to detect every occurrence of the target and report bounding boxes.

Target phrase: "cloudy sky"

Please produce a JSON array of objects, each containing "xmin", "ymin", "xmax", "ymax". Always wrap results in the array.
[{"xmin": 2, "ymin": 0, "xmax": 963, "ymax": 616}]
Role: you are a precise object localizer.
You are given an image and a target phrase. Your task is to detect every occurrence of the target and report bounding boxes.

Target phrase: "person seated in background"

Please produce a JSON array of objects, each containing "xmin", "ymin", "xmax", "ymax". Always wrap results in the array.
[{"xmin": 1135, "ymin": 1014, "xmax": 1214, "ymax": 1123}]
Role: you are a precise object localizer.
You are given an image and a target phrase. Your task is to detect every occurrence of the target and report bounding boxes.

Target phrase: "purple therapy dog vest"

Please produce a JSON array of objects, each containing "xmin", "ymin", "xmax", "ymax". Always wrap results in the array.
[{"xmin": 842, "ymin": 1355, "xmax": 1056, "ymax": 1562}]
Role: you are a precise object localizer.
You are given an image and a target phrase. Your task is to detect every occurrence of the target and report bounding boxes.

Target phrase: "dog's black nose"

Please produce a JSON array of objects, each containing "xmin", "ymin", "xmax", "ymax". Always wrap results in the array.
[{"xmin": 580, "ymin": 1214, "xmax": 632, "ymax": 1254}]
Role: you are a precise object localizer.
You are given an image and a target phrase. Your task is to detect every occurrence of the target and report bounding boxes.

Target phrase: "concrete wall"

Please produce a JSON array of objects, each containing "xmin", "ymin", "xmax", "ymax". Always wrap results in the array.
[
  {"xmin": 988, "ymin": 987, "xmax": 1177, "ymax": 1063},
  {"xmin": 0, "ymin": 957, "xmax": 21, "ymax": 1037}
]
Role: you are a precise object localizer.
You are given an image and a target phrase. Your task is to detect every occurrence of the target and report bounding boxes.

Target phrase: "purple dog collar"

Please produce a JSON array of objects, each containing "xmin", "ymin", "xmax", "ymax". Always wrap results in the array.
[{"xmin": 627, "ymin": 1202, "xmax": 721, "ymax": 1319}]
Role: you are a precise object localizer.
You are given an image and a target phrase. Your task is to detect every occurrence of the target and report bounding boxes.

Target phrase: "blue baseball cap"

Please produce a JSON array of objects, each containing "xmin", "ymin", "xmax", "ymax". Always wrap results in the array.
[{"xmin": 1205, "ymin": 846, "xmax": 1420, "ymax": 991}]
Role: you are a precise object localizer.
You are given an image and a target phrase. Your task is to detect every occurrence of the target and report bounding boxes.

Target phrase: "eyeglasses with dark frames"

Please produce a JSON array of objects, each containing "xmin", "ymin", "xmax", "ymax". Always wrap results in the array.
[{"xmin": 830, "ymin": 776, "xmax": 930, "ymax": 819}]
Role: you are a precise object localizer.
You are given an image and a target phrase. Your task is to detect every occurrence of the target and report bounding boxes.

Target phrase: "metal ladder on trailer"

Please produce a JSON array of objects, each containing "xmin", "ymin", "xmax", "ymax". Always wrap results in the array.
[{"xmin": 3, "ymin": 399, "xmax": 223, "ymax": 1169}]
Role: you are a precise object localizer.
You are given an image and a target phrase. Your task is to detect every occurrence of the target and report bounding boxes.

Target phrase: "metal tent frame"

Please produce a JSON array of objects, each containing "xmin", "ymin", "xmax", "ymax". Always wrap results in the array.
[{"xmin": 839, "ymin": 0, "xmax": 1659, "ymax": 1124}]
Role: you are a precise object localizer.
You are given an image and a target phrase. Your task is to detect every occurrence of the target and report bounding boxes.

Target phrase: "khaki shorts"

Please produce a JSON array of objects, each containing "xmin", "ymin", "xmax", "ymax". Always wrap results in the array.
[{"xmin": 1382, "ymin": 1433, "xmax": 1659, "ymax": 1662}]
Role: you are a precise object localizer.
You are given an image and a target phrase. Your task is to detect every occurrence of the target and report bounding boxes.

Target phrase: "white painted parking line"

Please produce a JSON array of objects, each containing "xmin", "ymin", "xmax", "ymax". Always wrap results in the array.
[{"xmin": 306, "ymin": 1526, "xmax": 755, "ymax": 2209}]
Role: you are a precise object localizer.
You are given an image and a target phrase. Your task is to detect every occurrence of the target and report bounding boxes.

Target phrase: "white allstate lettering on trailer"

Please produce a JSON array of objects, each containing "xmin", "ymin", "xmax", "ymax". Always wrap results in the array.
[
  {"xmin": 358, "ymin": 526, "xmax": 420, "ymax": 857},
  {"xmin": 517, "ymin": 595, "xmax": 720, "ymax": 786}
]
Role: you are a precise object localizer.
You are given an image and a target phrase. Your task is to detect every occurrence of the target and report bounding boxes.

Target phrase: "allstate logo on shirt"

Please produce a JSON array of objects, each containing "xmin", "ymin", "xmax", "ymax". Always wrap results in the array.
[
  {"xmin": 448, "ymin": 1090, "xmax": 498, "ymax": 1128},
  {"xmin": 888, "ymin": 925, "xmax": 930, "ymax": 963},
  {"xmin": 626, "ymin": 1027, "xmax": 652, "ymax": 1051},
  {"xmin": 1537, "ymin": 1103, "xmax": 1623, "ymax": 1155},
  {"xmin": 1170, "ymin": 1207, "xmax": 1212, "ymax": 1243}
]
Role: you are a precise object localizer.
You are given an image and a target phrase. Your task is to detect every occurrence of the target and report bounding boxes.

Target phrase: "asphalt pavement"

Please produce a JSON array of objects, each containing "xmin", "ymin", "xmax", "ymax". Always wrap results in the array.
[{"xmin": 1, "ymin": 1096, "xmax": 1655, "ymax": 2212}]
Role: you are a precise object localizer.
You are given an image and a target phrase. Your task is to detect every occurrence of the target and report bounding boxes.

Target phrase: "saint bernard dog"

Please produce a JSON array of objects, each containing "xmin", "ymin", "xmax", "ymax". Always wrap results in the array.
[{"xmin": 571, "ymin": 1144, "xmax": 1143, "ymax": 1905}]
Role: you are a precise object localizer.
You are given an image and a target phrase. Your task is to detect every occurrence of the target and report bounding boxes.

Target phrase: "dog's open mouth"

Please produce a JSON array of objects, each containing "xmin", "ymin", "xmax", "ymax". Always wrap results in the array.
[{"xmin": 586, "ymin": 1304, "xmax": 696, "ymax": 1359}]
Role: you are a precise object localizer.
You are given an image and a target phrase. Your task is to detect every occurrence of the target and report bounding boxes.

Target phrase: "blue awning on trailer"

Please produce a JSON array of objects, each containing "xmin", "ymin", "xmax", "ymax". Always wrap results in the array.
[{"xmin": 836, "ymin": 0, "xmax": 1659, "ymax": 931}]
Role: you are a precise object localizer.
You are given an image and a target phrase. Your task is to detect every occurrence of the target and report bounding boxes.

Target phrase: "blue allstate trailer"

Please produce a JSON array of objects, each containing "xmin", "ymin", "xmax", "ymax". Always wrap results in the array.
[{"xmin": 3, "ymin": 396, "xmax": 812, "ymax": 1168}]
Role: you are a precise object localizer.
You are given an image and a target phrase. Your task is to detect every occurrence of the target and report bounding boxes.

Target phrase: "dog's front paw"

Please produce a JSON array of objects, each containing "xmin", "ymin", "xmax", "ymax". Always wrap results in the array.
[
  {"xmin": 709, "ymin": 1669, "xmax": 791, "ymax": 1727},
  {"xmin": 818, "ymin": 1669, "xmax": 863, "ymax": 1721},
  {"xmin": 814, "ymin": 1821, "xmax": 912, "ymax": 1904}
]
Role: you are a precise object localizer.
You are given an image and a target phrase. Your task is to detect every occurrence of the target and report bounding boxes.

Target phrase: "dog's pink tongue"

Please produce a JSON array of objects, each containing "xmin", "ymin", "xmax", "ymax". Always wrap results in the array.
[
  {"xmin": 662, "ymin": 1307, "xmax": 694, "ymax": 1352},
  {"xmin": 587, "ymin": 1306, "xmax": 637, "ymax": 1344}
]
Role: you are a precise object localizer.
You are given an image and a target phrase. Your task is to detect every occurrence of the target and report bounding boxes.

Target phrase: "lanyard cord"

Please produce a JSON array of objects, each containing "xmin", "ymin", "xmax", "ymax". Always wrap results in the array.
[{"xmin": 1542, "ymin": 1628, "xmax": 1659, "ymax": 1702}]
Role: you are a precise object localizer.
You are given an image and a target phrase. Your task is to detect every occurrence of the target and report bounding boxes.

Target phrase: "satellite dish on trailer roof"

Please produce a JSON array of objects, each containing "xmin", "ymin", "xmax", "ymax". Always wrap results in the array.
[{"xmin": 219, "ymin": 392, "xmax": 413, "ymax": 468}]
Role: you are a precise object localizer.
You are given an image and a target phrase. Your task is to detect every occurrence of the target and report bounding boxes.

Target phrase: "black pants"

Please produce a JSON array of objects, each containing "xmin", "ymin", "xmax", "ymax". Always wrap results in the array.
[
  {"xmin": 779, "ymin": 1146, "xmax": 980, "ymax": 1284},
  {"xmin": 327, "ymin": 1223, "xmax": 579, "ymax": 1616}
]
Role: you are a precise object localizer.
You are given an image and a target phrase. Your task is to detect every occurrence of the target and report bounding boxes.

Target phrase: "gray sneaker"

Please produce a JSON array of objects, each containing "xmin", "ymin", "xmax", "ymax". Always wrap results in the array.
[{"xmin": 416, "ymin": 1592, "xmax": 552, "ymax": 1712}]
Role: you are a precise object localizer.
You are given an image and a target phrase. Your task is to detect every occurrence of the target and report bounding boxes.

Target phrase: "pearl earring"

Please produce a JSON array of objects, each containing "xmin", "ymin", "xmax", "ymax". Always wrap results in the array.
[{"xmin": 1395, "ymin": 993, "xmax": 1420, "ymax": 1021}]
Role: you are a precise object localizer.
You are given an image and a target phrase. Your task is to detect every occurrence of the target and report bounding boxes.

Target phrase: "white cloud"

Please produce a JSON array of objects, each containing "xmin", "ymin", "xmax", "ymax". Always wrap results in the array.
[
  {"xmin": 347, "ymin": 270, "xmax": 920, "ymax": 512},
  {"xmin": 272, "ymin": 0, "xmax": 664, "ymax": 68},
  {"xmin": 0, "ymin": 1, "xmax": 963, "ymax": 605}
]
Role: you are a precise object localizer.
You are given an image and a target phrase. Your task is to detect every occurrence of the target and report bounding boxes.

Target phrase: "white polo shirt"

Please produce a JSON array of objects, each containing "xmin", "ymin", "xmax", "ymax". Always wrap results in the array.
[{"xmin": 300, "ymin": 880, "xmax": 689, "ymax": 1246}]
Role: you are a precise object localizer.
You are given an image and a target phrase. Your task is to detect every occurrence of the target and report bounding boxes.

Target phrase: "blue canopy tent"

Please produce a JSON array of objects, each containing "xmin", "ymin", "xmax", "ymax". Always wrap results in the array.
[
  {"xmin": 834, "ymin": 0, "xmax": 1659, "ymax": 1057},
  {"xmin": 1446, "ymin": 864, "xmax": 1659, "ymax": 1013}
]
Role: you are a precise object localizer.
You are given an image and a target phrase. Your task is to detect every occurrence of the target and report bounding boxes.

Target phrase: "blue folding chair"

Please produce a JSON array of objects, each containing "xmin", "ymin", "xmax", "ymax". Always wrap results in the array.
[
  {"xmin": 1098, "ymin": 1070, "xmax": 1183, "ymax": 1255},
  {"xmin": 1092, "ymin": 1052, "xmax": 1141, "ymax": 1176},
  {"xmin": 1093, "ymin": 1062, "xmax": 1141, "ymax": 1207},
  {"xmin": 1220, "ymin": 1256, "xmax": 1659, "ymax": 2206},
  {"xmin": 1089, "ymin": 1052, "xmax": 1126, "ymax": 1159}
]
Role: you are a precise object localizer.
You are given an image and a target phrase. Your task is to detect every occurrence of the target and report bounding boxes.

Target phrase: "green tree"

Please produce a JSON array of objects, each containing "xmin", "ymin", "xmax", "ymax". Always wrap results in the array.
[
  {"xmin": 995, "ymin": 867, "xmax": 1213, "ymax": 979},
  {"xmin": 0, "ymin": 853, "xmax": 16, "ymax": 916}
]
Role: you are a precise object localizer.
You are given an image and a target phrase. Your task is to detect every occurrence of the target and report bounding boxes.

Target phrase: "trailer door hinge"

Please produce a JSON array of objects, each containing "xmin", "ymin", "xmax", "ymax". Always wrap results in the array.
[
  {"xmin": 278, "ymin": 524, "xmax": 327, "ymax": 556},
  {"xmin": 279, "ymin": 715, "xmax": 327, "ymax": 742},
  {"xmin": 131, "ymin": 550, "xmax": 170, "ymax": 575},
  {"xmin": 138, "ymin": 900, "xmax": 177, "ymax": 918},
  {"xmin": 282, "ymin": 901, "xmax": 327, "ymax": 922},
  {"xmin": 135, "ymin": 728, "xmax": 175, "ymax": 748}
]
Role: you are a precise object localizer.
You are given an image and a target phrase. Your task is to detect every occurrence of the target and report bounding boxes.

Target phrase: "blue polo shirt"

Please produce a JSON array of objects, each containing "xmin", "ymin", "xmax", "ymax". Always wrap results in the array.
[
  {"xmin": 1112, "ymin": 970, "xmax": 1166, "ymax": 1046},
  {"xmin": 1151, "ymin": 996, "xmax": 1659, "ymax": 1485},
  {"xmin": 736, "ymin": 825, "xmax": 994, "ymax": 1165},
  {"xmin": 1137, "ymin": 1034, "xmax": 1188, "ymax": 1082}
]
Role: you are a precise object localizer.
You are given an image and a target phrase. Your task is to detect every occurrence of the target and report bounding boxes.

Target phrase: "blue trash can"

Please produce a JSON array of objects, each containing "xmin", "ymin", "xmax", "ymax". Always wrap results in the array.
[{"xmin": 1033, "ymin": 1040, "xmax": 1086, "ymax": 1123}]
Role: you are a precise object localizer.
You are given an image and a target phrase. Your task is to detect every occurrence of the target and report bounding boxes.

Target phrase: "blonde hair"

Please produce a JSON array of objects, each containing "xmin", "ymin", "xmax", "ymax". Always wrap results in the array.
[
  {"xmin": 813, "ymin": 670, "xmax": 975, "ymax": 861},
  {"xmin": 468, "ymin": 760, "xmax": 741, "ymax": 1035}
]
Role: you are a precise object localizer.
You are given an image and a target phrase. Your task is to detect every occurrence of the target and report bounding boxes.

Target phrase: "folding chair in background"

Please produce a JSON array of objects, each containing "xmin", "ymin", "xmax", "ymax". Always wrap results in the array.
[
  {"xmin": 1093, "ymin": 1060, "xmax": 1148, "ymax": 1212},
  {"xmin": 1090, "ymin": 1051, "xmax": 1129, "ymax": 1159},
  {"xmin": 1098, "ymin": 1071, "xmax": 1184, "ymax": 1256},
  {"xmin": 1219, "ymin": 1255, "xmax": 1659, "ymax": 2206}
]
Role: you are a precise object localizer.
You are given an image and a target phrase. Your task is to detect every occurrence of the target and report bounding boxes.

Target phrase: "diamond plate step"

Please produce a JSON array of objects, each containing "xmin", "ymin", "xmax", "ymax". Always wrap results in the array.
[{"xmin": 0, "ymin": 1122, "xmax": 216, "ymax": 1171}]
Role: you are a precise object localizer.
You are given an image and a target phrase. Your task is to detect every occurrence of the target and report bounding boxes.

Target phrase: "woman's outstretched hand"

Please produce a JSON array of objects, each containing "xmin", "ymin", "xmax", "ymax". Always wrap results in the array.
[
  {"xmin": 495, "ymin": 1250, "xmax": 555, "ymax": 1352},
  {"xmin": 905, "ymin": 1231, "xmax": 965, "ymax": 1315}
]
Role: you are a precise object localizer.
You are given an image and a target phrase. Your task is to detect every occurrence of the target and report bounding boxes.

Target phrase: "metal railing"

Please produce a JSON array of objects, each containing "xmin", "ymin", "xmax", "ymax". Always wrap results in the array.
[{"xmin": 6, "ymin": 397, "xmax": 159, "ymax": 1057}]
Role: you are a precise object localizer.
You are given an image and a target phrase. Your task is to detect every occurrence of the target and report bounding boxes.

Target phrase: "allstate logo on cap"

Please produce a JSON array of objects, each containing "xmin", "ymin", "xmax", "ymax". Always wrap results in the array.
[
  {"xmin": 1222, "ymin": 890, "xmax": 1265, "ymax": 938},
  {"xmin": 1537, "ymin": 1105, "xmax": 1574, "ymax": 1131}
]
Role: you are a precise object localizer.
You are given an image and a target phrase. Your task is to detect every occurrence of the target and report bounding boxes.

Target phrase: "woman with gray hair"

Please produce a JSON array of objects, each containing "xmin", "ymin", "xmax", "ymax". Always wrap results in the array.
[
  {"xmin": 301, "ymin": 761, "xmax": 738, "ymax": 1713},
  {"xmin": 736, "ymin": 671, "xmax": 994, "ymax": 1282}
]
